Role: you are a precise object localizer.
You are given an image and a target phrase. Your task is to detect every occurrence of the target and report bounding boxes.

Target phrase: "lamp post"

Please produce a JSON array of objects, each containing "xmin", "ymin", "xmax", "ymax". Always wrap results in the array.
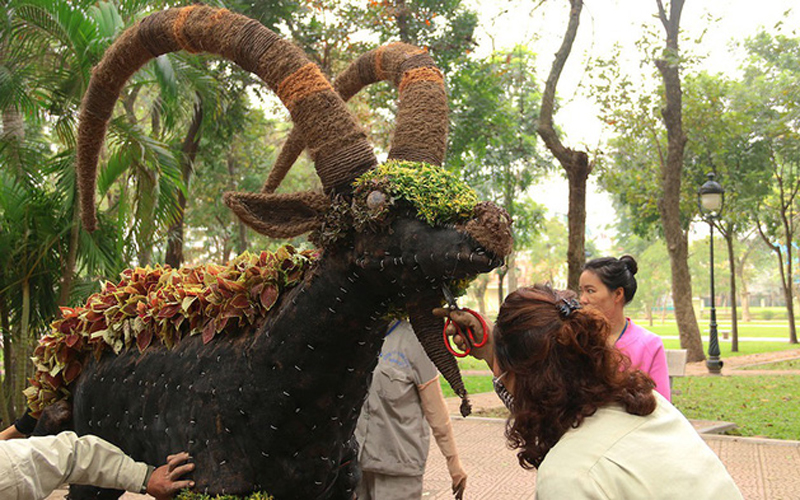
[{"xmin": 698, "ymin": 172, "xmax": 725, "ymax": 375}]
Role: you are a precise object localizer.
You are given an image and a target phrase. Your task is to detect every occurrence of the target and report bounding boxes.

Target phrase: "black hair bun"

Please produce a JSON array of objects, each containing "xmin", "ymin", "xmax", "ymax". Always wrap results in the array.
[{"xmin": 620, "ymin": 255, "xmax": 638, "ymax": 275}]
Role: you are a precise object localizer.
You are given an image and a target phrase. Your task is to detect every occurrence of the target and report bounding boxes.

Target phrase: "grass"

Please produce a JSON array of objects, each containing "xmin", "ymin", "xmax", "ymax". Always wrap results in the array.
[
  {"xmin": 740, "ymin": 357, "xmax": 800, "ymax": 370},
  {"xmin": 444, "ymin": 374, "xmax": 800, "ymax": 440},
  {"xmin": 442, "ymin": 354, "xmax": 800, "ymax": 440},
  {"xmin": 660, "ymin": 339, "xmax": 800, "ymax": 357},
  {"xmin": 441, "ymin": 374, "xmax": 494, "ymax": 398},
  {"xmin": 672, "ymin": 375, "xmax": 800, "ymax": 440},
  {"xmin": 456, "ymin": 356, "xmax": 492, "ymax": 371},
  {"xmin": 637, "ymin": 319, "xmax": 797, "ymax": 339}
]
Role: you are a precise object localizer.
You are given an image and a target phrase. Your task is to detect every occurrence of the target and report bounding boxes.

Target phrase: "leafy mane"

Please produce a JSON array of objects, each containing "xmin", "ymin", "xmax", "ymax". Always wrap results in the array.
[{"xmin": 25, "ymin": 246, "xmax": 317, "ymax": 415}]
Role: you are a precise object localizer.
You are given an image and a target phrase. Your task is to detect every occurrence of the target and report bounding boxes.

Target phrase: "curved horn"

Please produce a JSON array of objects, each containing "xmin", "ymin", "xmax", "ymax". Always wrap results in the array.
[
  {"xmin": 262, "ymin": 42, "xmax": 447, "ymax": 194},
  {"xmin": 77, "ymin": 5, "xmax": 376, "ymax": 231}
]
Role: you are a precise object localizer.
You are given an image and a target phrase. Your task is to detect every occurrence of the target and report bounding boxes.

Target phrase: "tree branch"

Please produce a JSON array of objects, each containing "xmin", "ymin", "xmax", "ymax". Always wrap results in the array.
[
  {"xmin": 536, "ymin": 0, "xmax": 582, "ymax": 166},
  {"xmin": 655, "ymin": 0, "xmax": 669, "ymax": 30}
]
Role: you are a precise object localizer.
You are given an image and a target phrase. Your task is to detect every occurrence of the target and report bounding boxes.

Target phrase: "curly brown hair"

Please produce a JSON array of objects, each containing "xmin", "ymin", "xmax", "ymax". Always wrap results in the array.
[{"xmin": 494, "ymin": 284, "xmax": 656, "ymax": 469}]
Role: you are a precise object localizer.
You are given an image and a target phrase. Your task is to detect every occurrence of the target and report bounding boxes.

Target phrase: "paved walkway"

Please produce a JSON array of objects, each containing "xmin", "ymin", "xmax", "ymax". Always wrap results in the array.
[
  {"xmin": 421, "ymin": 350, "xmax": 800, "ymax": 500},
  {"xmin": 47, "ymin": 351, "xmax": 800, "ymax": 500},
  {"xmin": 421, "ymin": 416, "xmax": 800, "ymax": 500}
]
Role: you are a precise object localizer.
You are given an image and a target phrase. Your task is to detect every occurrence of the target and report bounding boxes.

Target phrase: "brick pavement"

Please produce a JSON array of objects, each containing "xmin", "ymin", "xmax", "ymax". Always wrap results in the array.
[
  {"xmin": 46, "ymin": 352, "xmax": 800, "ymax": 500},
  {"xmin": 421, "ymin": 416, "xmax": 800, "ymax": 500},
  {"xmin": 49, "ymin": 413, "xmax": 800, "ymax": 500}
]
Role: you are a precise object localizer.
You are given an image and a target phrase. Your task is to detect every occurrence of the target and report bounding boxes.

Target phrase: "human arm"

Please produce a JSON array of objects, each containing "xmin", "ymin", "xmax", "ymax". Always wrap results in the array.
[
  {"xmin": 0, "ymin": 431, "xmax": 194, "ymax": 500},
  {"xmin": 0, "ymin": 424, "xmax": 26, "ymax": 440},
  {"xmin": 418, "ymin": 375, "xmax": 467, "ymax": 499},
  {"xmin": 0, "ymin": 408, "xmax": 38, "ymax": 440},
  {"xmin": 647, "ymin": 342, "xmax": 671, "ymax": 402}
]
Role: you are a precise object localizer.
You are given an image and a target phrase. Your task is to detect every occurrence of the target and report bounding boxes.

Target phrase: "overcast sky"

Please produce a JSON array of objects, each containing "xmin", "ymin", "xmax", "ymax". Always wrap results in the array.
[{"xmin": 463, "ymin": 0, "xmax": 799, "ymax": 247}]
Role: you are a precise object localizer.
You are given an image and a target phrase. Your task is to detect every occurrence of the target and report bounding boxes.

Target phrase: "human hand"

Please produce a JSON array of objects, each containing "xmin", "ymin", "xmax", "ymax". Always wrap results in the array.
[
  {"xmin": 433, "ymin": 307, "xmax": 495, "ymax": 365},
  {"xmin": 146, "ymin": 452, "xmax": 196, "ymax": 500}
]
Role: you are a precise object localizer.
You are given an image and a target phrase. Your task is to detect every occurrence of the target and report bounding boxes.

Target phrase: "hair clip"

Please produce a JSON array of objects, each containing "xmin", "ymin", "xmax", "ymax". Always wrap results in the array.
[{"xmin": 556, "ymin": 297, "xmax": 581, "ymax": 318}]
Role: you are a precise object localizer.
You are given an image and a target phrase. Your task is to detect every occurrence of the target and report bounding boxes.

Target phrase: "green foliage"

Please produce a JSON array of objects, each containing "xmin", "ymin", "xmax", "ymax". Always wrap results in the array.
[
  {"xmin": 440, "ymin": 374, "xmax": 494, "ymax": 398},
  {"xmin": 24, "ymin": 247, "xmax": 317, "ymax": 414},
  {"xmin": 673, "ymin": 375, "xmax": 800, "ymax": 440},
  {"xmin": 447, "ymin": 46, "xmax": 550, "ymax": 250},
  {"xmin": 359, "ymin": 0, "xmax": 477, "ymax": 73},
  {"xmin": 354, "ymin": 160, "xmax": 478, "ymax": 226},
  {"xmin": 176, "ymin": 490, "xmax": 274, "ymax": 500},
  {"xmin": 521, "ymin": 215, "xmax": 569, "ymax": 286}
]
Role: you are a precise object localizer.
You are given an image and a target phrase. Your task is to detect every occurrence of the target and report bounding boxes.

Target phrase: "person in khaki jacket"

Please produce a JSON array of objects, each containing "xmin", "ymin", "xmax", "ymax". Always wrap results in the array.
[
  {"xmin": 0, "ymin": 423, "xmax": 194, "ymax": 500},
  {"xmin": 355, "ymin": 320, "xmax": 467, "ymax": 500}
]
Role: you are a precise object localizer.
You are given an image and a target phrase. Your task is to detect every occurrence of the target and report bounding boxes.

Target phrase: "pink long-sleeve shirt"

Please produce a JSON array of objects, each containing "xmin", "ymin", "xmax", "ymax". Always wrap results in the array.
[{"xmin": 616, "ymin": 319, "xmax": 671, "ymax": 401}]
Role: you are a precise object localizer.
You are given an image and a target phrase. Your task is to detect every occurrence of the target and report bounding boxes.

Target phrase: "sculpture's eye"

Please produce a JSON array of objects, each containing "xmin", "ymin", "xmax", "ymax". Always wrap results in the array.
[{"xmin": 366, "ymin": 190, "xmax": 387, "ymax": 211}]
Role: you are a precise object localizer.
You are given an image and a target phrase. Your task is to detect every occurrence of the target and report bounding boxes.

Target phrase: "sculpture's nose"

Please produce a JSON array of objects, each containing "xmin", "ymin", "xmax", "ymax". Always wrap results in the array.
[{"xmin": 464, "ymin": 201, "xmax": 513, "ymax": 260}]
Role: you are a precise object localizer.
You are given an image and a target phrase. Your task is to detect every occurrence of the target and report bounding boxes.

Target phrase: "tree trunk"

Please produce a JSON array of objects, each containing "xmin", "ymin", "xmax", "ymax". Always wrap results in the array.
[
  {"xmin": 0, "ymin": 288, "xmax": 12, "ymax": 424},
  {"xmin": 654, "ymin": 0, "xmax": 704, "ymax": 362},
  {"xmin": 469, "ymin": 274, "xmax": 489, "ymax": 318},
  {"xmin": 165, "ymin": 97, "xmax": 204, "ymax": 268},
  {"xmin": 497, "ymin": 268, "xmax": 507, "ymax": 311},
  {"xmin": 758, "ymin": 222, "xmax": 798, "ymax": 343},
  {"xmin": 506, "ymin": 251, "xmax": 518, "ymax": 293},
  {"xmin": 724, "ymin": 230, "xmax": 739, "ymax": 352},
  {"xmin": 58, "ymin": 203, "xmax": 81, "ymax": 305},
  {"xmin": 11, "ymin": 279, "xmax": 32, "ymax": 417},
  {"xmin": 740, "ymin": 287, "xmax": 751, "ymax": 322},
  {"xmin": 779, "ymin": 196, "xmax": 798, "ymax": 343},
  {"xmin": 2, "ymin": 108, "xmax": 24, "ymax": 141},
  {"xmin": 536, "ymin": 0, "xmax": 591, "ymax": 292},
  {"xmin": 566, "ymin": 164, "xmax": 589, "ymax": 290}
]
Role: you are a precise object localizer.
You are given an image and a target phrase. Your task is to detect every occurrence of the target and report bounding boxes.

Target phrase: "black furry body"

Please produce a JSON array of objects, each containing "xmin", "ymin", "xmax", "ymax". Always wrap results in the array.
[{"xmin": 60, "ymin": 217, "xmax": 495, "ymax": 499}]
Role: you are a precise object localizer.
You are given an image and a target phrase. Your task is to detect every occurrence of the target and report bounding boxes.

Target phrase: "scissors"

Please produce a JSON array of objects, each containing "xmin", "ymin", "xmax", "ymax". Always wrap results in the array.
[{"xmin": 441, "ymin": 284, "xmax": 488, "ymax": 358}]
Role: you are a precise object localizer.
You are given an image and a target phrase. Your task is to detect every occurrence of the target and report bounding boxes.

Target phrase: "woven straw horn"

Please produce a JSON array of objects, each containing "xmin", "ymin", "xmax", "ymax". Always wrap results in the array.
[
  {"xmin": 76, "ymin": 5, "xmax": 376, "ymax": 231},
  {"xmin": 261, "ymin": 42, "xmax": 447, "ymax": 194}
]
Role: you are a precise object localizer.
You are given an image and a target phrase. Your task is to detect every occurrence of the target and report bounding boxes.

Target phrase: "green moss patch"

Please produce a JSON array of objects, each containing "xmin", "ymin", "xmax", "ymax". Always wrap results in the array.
[
  {"xmin": 176, "ymin": 490, "xmax": 274, "ymax": 500},
  {"xmin": 353, "ymin": 160, "xmax": 478, "ymax": 226}
]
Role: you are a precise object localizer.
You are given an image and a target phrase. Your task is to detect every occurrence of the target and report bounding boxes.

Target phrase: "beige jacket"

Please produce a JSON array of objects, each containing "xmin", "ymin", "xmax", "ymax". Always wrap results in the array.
[
  {"xmin": 0, "ymin": 431, "xmax": 148, "ymax": 500},
  {"xmin": 535, "ymin": 392, "xmax": 743, "ymax": 499}
]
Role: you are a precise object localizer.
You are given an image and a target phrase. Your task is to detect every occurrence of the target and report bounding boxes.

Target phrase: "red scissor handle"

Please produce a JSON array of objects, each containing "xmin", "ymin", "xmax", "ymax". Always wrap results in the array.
[{"xmin": 442, "ymin": 308, "xmax": 488, "ymax": 357}]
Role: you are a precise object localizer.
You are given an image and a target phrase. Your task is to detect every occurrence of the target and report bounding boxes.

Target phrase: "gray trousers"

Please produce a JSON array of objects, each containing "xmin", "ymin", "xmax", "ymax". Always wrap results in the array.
[{"xmin": 356, "ymin": 470, "xmax": 424, "ymax": 500}]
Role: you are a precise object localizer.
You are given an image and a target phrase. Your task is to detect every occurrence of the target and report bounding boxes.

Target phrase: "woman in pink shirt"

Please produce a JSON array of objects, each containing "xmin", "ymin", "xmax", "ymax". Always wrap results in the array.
[{"xmin": 579, "ymin": 255, "xmax": 671, "ymax": 401}]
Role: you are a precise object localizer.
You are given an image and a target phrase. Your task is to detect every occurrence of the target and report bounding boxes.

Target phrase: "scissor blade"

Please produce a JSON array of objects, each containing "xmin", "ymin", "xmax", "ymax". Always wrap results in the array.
[{"xmin": 441, "ymin": 283, "xmax": 458, "ymax": 309}]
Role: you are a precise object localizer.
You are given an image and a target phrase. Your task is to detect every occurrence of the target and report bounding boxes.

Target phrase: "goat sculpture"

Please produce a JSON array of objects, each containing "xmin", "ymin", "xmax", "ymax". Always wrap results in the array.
[{"xmin": 26, "ymin": 5, "xmax": 513, "ymax": 500}]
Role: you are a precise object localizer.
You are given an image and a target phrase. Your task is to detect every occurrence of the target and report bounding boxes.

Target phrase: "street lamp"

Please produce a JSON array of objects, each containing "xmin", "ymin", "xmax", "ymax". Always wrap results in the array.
[{"xmin": 698, "ymin": 172, "xmax": 725, "ymax": 374}]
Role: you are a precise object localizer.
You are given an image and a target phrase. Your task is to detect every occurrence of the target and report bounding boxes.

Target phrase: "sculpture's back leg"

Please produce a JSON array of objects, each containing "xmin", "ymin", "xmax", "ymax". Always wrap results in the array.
[{"xmin": 326, "ymin": 435, "xmax": 360, "ymax": 500}]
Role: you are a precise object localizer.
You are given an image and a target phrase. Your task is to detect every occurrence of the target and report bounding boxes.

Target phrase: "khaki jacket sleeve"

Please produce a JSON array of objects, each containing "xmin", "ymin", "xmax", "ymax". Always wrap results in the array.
[
  {"xmin": 419, "ymin": 376, "xmax": 467, "ymax": 485},
  {"xmin": 0, "ymin": 431, "xmax": 148, "ymax": 500}
]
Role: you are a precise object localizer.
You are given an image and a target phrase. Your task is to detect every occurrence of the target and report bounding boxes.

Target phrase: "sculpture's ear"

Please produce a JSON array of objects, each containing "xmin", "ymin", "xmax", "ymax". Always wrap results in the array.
[{"xmin": 223, "ymin": 191, "xmax": 330, "ymax": 239}]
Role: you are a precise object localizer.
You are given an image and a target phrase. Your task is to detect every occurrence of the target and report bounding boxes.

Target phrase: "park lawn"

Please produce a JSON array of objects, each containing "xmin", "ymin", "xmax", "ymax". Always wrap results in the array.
[
  {"xmin": 740, "ymin": 358, "xmax": 800, "ymax": 370},
  {"xmin": 444, "ymin": 374, "xmax": 800, "ymax": 441},
  {"xmin": 660, "ymin": 339, "xmax": 800, "ymax": 357},
  {"xmin": 456, "ymin": 356, "xmax": 491, "ymax": 371},
  {"xmin": 441, "ymin": 374, "xmax": 494, "ymax": 398},
  {"xmin": 639, "ymin": 320, "xmax": 798, "ymax": 339},
  {"xmin": 672, "ymin": 375, "xmax": 800, "ymax": 440}
]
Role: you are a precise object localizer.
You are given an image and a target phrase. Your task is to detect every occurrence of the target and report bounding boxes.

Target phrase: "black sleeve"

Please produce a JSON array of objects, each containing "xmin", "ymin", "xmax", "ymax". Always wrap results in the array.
[{"xmin": 14, "ymin": 408, "xmax": 38, "ymax": 436}]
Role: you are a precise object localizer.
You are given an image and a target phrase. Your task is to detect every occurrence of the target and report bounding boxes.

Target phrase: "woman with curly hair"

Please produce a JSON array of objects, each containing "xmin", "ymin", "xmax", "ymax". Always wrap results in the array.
[{"xmin": 441, "ymin": 284, "xmax": 742, "ymax": 499}]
